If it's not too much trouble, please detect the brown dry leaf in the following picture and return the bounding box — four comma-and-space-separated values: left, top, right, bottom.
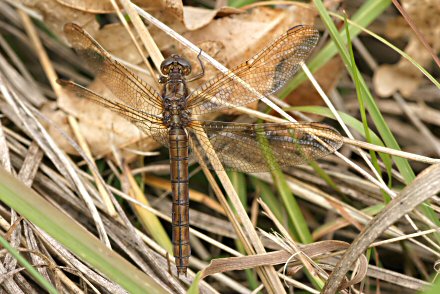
94, 23, 146, 64
373, 0, 440, 97
55, 0, 152, 14
145, 1, 242, 31
284, 56, 344, 115
19, 0, 98, 37
374, 63, 422, 97
55, 0, 115, 13
43, 80, 159, 156
182, 6, 243, 31
55, 0, 240, 31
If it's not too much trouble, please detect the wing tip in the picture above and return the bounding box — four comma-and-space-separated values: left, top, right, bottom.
63, 22, 82, 34
287, 25, 319, 39
56, 78, 70, 87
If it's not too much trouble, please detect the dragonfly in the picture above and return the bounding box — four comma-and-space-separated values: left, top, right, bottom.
58, 23, 343, 276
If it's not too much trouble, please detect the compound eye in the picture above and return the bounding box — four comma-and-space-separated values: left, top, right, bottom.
160, 58, 173, 75
176, 57, 191, 75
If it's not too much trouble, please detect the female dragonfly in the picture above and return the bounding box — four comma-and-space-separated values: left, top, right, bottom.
58, 23, 343, 276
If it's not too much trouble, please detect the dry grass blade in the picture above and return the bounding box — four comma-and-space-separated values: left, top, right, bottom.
121, 163, 173, 254
0, 119, 12, 172
119, 0, 163, 71
323, 163, 440, 293
342, 137, 440, 164
201, 239, 368, 284
67, 115, 117, 216
0, 76, 111, 247
109, 0, 158, 85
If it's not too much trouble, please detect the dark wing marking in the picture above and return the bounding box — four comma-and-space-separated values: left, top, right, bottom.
58, 80, 168, 146
186, 25, 319, 114
63, 23, 163, 116
187, 121, 342, 173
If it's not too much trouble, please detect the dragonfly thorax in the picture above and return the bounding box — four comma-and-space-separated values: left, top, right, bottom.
162, 83, 191, 128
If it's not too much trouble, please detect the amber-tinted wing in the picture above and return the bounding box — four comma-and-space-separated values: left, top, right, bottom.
188, 121, 342, 173
63, 23, 163, 116
186, 25, 319, 114
58, 80, 169, 146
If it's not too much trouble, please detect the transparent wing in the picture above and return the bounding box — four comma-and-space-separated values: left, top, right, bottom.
187, 25, 319, 114
63, 23, 163, 116
188, 121, 342, 173
58, 80, 169, 146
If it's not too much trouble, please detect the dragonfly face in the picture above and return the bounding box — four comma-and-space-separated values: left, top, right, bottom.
58, 23, 344, 276
160, 54, 192, 76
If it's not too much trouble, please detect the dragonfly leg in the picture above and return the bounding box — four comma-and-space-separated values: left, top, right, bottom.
187, 49, 205, 82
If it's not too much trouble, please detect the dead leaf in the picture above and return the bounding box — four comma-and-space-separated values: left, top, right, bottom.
374, 64, 421, 97
55, 0, 152, 14
54, 0, 240, 31
94, 23, 145, 65
19, 0, 98, 37
373, 0, 440, 97
43, 79, 159, 156
182, 6, 243, 31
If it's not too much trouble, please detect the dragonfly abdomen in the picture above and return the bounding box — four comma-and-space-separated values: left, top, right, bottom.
169, 127, 190, 276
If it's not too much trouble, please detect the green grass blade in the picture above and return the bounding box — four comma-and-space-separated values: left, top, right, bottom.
0, 234, 58, 293
312, 0, 416, 183
228, 171, 248, 209
187, 272, 202, 294
331, 15, 440, 89
251, 177, 299, 238
309, 161, 341, 193
344, 15, 391, 196
256, 127, 312, 243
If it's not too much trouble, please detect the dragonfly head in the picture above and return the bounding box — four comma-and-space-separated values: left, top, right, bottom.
161, 55, 192, 76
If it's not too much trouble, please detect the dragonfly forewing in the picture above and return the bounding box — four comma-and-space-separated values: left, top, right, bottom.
63, 23, 164, 116
186, 25, 319, 115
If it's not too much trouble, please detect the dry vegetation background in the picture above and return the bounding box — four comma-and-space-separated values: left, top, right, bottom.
0, 0, 439, 293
